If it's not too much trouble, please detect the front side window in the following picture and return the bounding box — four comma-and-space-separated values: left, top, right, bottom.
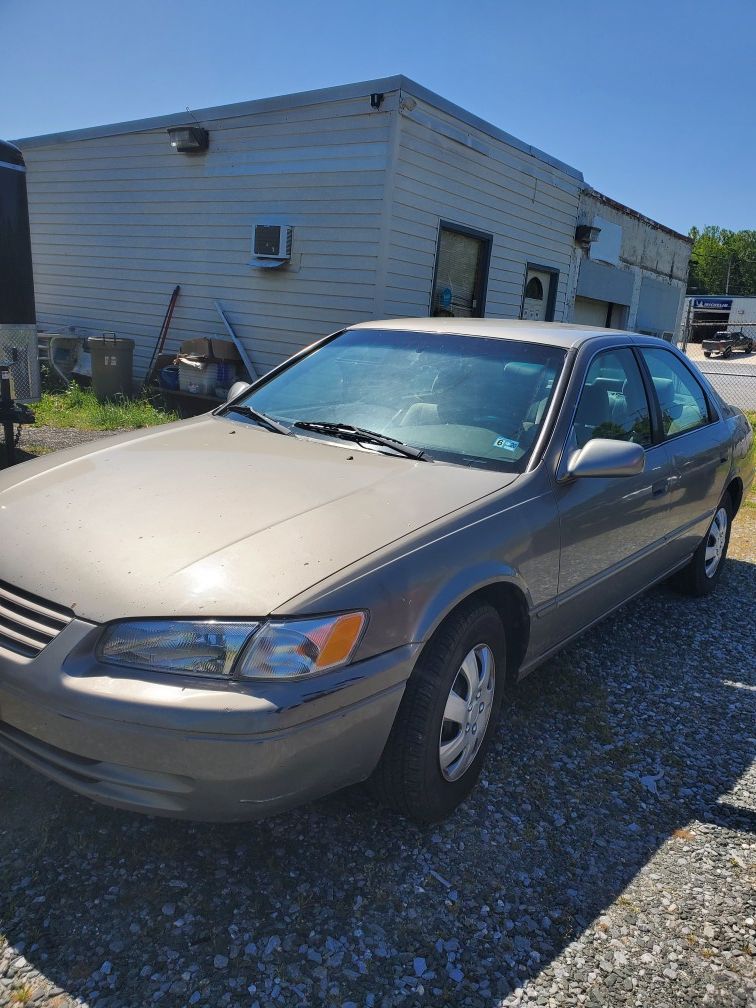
640, 348, 710, 438
572, 348, 652, 448
239, 329, 566, 471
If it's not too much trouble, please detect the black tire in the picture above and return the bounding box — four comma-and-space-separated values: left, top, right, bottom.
672, 492, 733, 597
723, 346, 733, 358
744, 342, 754, 354
703, 351, 712, 358
370, 602, 507, 824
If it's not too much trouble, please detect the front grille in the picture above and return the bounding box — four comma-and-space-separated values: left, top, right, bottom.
0, 580, 74, 658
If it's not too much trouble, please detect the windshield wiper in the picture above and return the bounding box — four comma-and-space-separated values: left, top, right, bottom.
220, 403, 292, 436
294, 421, 427, 460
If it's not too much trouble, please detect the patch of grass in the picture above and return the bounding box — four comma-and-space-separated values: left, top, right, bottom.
19, 444, 54, 455
10, 985, 33, 1004
33, 384, 177, 431
672, 827, 696, 841
741, 412, 756, 508
616, 894, 640, 912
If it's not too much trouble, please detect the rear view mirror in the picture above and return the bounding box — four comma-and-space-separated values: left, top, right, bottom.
226, 381, 253, 403
566, 438, 645, 479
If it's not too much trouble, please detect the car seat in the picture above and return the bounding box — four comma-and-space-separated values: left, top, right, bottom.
651, 376, 701, 435
573, 382, 618, 446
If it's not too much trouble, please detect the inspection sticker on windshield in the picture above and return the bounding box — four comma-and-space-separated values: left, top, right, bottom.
493, 436, 519, 451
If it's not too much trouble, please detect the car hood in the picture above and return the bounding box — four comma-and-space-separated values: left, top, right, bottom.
1, 416, 516, 622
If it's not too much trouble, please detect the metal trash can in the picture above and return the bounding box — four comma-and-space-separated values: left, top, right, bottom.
89, 334, 134, 401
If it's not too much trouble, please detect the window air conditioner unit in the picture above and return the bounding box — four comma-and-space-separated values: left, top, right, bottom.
253, 224, 292, 261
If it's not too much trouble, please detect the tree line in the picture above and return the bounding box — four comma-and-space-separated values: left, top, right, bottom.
687, 227, 756, 296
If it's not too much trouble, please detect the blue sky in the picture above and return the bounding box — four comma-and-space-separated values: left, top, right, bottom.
2, 0, 754, 235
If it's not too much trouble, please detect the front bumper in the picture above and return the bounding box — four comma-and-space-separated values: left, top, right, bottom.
0, 619, 417, 821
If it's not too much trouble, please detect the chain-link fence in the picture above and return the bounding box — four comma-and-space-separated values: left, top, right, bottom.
698, 363, 756, 411
680, 318, 756, 411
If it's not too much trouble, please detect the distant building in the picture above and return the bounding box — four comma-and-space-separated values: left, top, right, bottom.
682, 295, 756, 342
573, 190, 691, 340
16, 76, 692, 381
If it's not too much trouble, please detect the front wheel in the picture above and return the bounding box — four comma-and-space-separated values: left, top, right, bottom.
703, 351, 712, 358
743, 341, 754, 354
370, 602, 506, 824
672, 495, 733, 597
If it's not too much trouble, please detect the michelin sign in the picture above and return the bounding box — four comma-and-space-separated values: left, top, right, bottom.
692, 297, 732, 311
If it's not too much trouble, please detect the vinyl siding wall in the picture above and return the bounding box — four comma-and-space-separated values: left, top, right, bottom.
21, 91, 397, 379
381, 94, 583, 320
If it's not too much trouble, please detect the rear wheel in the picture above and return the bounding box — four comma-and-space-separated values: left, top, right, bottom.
371, 602, 506, 824
673, 494, 733, 597
744, 341, 754, 354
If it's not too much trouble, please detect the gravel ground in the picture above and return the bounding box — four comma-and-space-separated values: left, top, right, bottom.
0, 426, 129, 468
0, 434, 754, 1008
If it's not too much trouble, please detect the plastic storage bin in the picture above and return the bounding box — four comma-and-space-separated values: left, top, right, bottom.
179, 361, 221, 396
159, 365, 179, 390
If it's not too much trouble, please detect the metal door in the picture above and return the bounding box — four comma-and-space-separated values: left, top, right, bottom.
521, 267, 554, 321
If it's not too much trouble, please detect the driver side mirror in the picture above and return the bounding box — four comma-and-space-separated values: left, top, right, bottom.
566, 438, 645, 479
226, 381, 252, 403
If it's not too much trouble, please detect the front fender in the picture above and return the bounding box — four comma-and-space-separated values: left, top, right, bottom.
407, 561, 532, 647
276, 473, 559, 664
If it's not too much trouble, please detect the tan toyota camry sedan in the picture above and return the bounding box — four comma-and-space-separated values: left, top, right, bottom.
0, 320, 753, 823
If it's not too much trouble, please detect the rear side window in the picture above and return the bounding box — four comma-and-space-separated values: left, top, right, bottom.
572, 348, 652, 448
640, 348, 710, 438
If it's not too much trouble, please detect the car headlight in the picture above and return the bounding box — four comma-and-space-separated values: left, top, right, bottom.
97, 612, 366, 681
97, 620, 261, 679
235, 611, 366, 679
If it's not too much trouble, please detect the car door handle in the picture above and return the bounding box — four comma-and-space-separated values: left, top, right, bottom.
651, 479, 669, 498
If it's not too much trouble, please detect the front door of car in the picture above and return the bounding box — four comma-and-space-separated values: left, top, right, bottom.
549, 347, 679, 646
637, 346, 731, 564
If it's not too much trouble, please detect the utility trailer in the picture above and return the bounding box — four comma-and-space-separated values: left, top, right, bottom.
0, 139, 38, 464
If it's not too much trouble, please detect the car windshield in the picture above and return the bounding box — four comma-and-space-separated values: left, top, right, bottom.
237, 328, 567, 471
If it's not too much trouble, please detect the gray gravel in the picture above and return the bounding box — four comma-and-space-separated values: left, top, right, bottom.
0, 439, 754, 1007
1, 426, 130, 469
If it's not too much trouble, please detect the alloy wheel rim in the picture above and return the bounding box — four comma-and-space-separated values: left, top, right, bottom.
439, 643, 495, 782
704, 507, 728, 578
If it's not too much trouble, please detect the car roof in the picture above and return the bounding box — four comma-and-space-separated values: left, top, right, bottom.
347, 317, 642, 350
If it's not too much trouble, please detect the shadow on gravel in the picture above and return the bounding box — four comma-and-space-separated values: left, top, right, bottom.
0, 445, 37, 469
1, 558, 754, 1006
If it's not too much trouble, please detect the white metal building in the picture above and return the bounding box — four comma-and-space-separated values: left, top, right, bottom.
16, 76, 691, 382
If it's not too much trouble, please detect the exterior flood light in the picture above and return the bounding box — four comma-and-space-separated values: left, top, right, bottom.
167, 126, 209, 153
575, 224, 601, 247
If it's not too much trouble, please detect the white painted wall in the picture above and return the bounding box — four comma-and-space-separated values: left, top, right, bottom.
18, 77, 686, 388
20, 89, 397, 380
382, 93, 583, 321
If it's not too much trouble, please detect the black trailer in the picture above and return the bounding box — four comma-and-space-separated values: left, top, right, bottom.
1, 139, 37, 464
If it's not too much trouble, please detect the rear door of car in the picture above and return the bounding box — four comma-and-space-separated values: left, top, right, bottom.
635, 345, 731, 564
